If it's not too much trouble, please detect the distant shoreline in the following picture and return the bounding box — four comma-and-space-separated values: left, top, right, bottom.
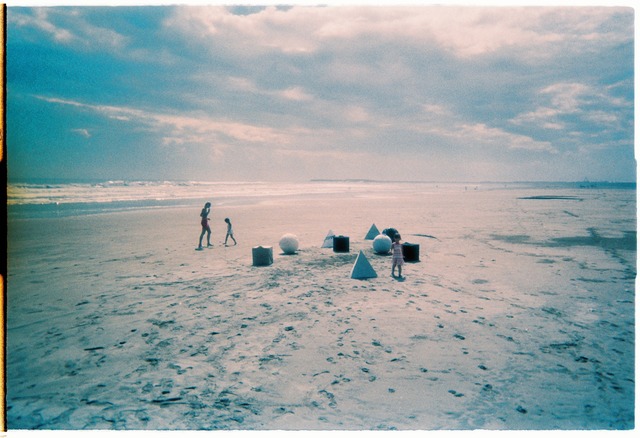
8, 177, 637, 186
7, 180, 635, 220
310, 178, 636, 186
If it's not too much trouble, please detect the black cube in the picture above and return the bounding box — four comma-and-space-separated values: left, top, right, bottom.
402, 243, 420, 262
333, 235, 350, 253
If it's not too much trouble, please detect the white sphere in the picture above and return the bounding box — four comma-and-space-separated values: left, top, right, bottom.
279, 233, 299, 254
372, 234, 392, 254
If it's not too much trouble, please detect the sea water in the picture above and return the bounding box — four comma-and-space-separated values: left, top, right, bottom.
7, 179, 636, 220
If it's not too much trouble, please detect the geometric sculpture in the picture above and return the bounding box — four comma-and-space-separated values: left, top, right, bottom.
402, 242, 420, 262
322, 230, 335, 248
252, 246, 273, 266
279, 233, 299, 254
333, 235, 350, 253
364, 223, 380, 240
383, 227, 399, 240
350, 250, 377, 279
372, 234, 392, 254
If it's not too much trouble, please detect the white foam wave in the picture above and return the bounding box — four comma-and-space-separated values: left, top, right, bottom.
9, 180, 624, 207
7, 180, 414, 206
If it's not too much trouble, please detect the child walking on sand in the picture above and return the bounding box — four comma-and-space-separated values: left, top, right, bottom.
197, 202, 212, 250
224, 218, 237, 246
391, 233, 405, 278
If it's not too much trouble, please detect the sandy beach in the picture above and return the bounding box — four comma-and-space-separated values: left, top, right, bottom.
6, 183, 635, 430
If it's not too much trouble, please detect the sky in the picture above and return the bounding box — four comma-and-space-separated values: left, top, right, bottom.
5, 2, 636, 183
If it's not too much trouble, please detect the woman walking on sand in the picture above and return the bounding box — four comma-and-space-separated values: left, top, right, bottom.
391, 233, 405, 279
224, 217, 237, 246
197, 202, 212, 250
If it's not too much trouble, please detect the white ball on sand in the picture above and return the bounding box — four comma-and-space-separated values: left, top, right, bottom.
279, 233, 299, 254
372, 234, 392, 254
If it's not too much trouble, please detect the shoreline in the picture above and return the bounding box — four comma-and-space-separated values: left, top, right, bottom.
7, 182, 636, 222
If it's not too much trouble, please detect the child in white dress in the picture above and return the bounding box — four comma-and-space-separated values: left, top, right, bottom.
224, 218, 237, 246
391, 233, 405, 278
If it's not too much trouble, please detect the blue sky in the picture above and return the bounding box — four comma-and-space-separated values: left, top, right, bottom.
6, 2, 635, 182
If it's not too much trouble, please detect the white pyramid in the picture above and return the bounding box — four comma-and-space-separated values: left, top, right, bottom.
364, 223, 380, 240
322, 230, 335, 248
350, 250, 378, 279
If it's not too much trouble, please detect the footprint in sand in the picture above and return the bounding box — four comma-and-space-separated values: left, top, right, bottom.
481, 384, 494, 393
360, 367, 377, 382
318, 389, 337, 407
331, 374, 352, 385
141, 331, 159, 345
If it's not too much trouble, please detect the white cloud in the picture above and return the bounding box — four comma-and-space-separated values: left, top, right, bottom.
71, 128, 91, 138
10, 9, 74, 42
540, 83, 591, 113
163, 6, 319, 55
410, 112, 557, 153
343, 105, 370, 123
279, 86, 313, 102
11, 8, 128, 50
510, 107, 564, 129
37, 95, 293, 146
459, 123, 557, 153
583, 111, 618, 125
421, 104, 453, 117
162, 5, 631, 60
10, 5, 633, 182
37, 96, 144, 121
227, 76, 259, 93
510, 81, 631, 133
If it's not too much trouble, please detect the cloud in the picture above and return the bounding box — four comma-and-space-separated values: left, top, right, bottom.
540, 83, 591, 113
463, 123, 556, 153
162, 5, 632, 61
10, 8, 129, 51
8, 5, 634, 182
415, 118, 557, 154
36, 95, 293, 146
71, 128, 91, 138
509, 81, 632, 134
163, 6, 320, 55
509, 108, 565, 130
10, 8, 74, 43
36, 96, 144, 121
224, 76, 313, 102
279, 86, 313, 102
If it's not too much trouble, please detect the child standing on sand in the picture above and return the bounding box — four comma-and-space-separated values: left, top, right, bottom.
224, 218, 237, 246
197, 202, 212, 250
391, 233, 405, 278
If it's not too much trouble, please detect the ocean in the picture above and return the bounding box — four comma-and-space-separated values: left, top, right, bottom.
6, 179, 635, 220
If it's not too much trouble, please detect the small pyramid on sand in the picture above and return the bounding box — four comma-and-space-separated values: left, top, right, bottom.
322, 230, 335, 248
364, 223, 380, 240
350, 250, 378, 279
